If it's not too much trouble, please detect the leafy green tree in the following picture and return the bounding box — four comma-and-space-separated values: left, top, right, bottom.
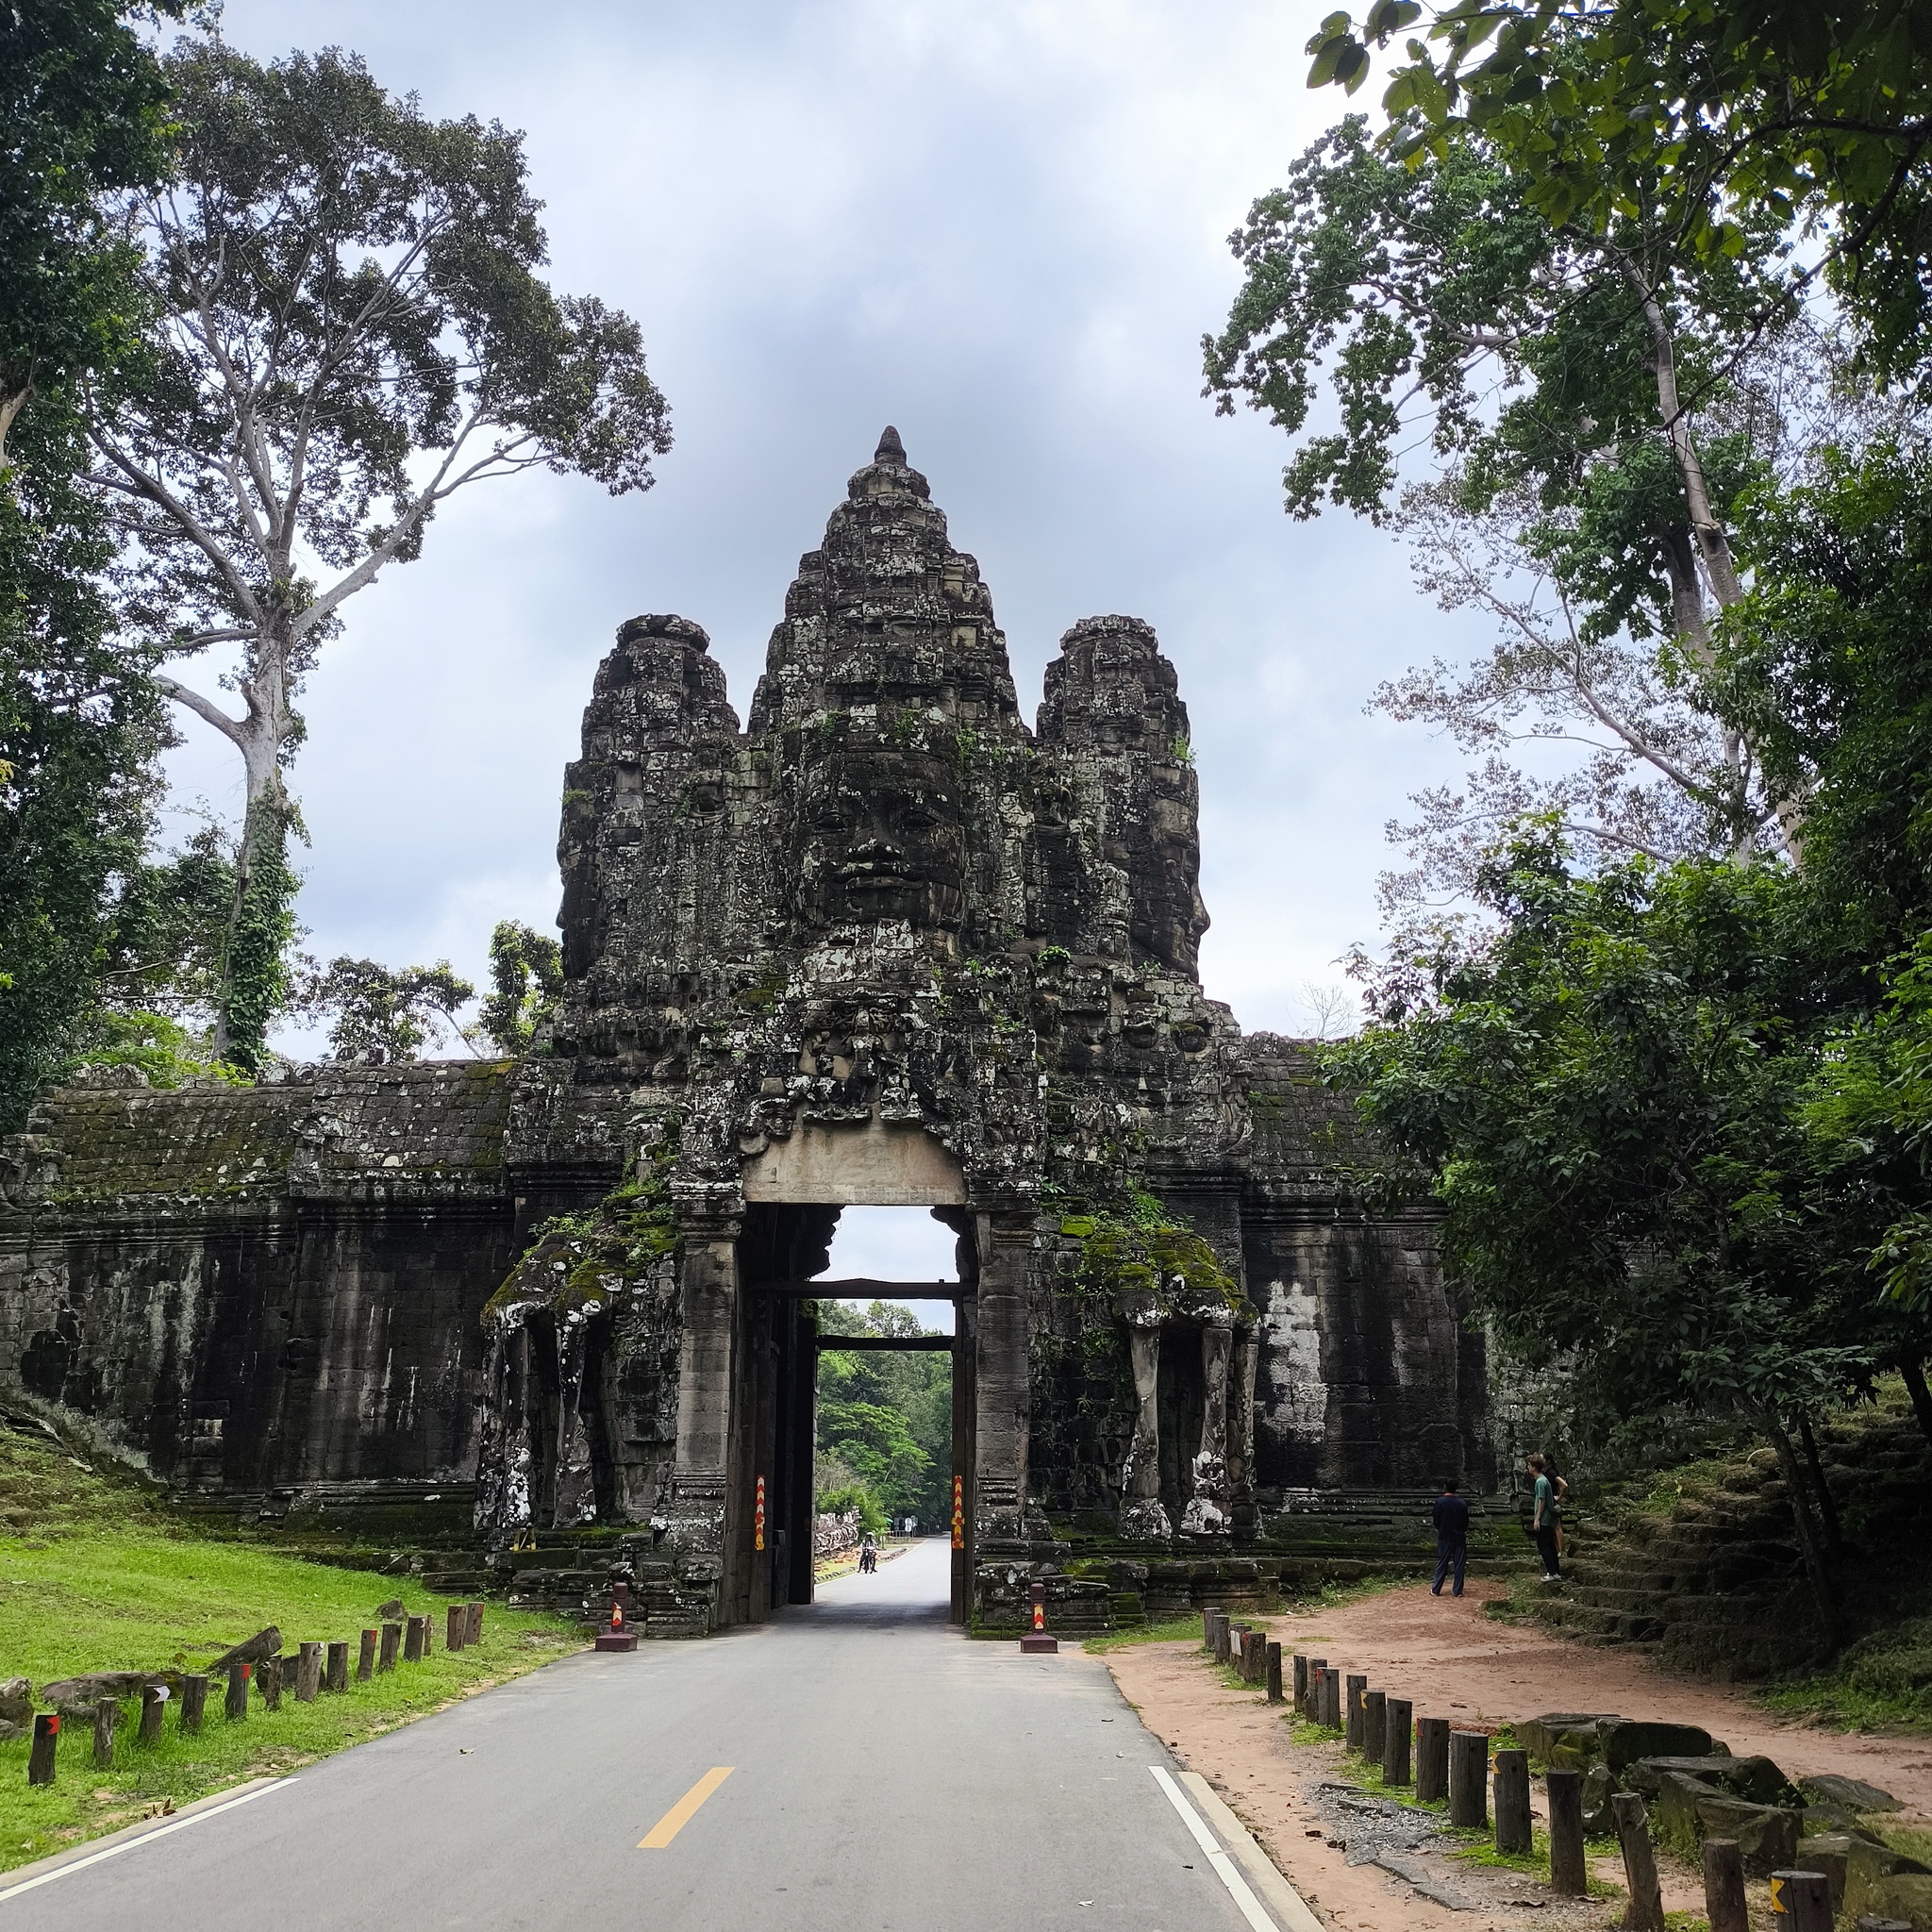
87, 42, 674, 1070
1302, 2, 1932, 379
1327, 831, 1872, 1638
296, 956, 475, 1064
1203, 117, 1806, 906
478, 919, 563, 1055
817, 1301, 952, 1527
0, 0, 187, 469
0, 383, 173, 1128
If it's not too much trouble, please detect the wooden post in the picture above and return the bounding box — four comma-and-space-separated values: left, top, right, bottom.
1547, 1767, 1587, 1894
1203, 1605, 1223, 1651
1448, 1729, 1488, 1828
1769, 1871, 1831, 1932
27, 1712, 58, 1786
1246, 1631, 1265, 1685
296, 1641, 322, 1702
1416, 1716, 1451, 1802
466, 1602, 484, 1645
139, 1685, 168, 1743
358, 1629, 376, 1682
92, 1698, 117, 1770
179, 1674, 208, 1734
404, 1616, 425, 1663
1702, 1839, 1747, 1932
1291, 1653, 1308, 1709
446, 1604, 466, 1653
379, 1621, 402, 1671
1319, 1667, 1341, 1730
1494, 1747, 1531, 1855
1611, 1792, 1665, 1932
325, 1641, 348, 1692
258, 1656, 282, 1711
1383, 1697, 1413, 1786
225, 1661, 250, 1721
1265, 1641, 1284, 1704
1363, 1689, 1387, 1762
1305, 1656, 1327, 1720
1344, 1673, 1367, 1748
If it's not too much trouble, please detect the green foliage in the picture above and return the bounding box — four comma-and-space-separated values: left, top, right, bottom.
479, 920, 562, 1055
815, 1301, 952, 1526
1764, 1617, 1932, 1732
1202, 116, 1783, 536
1302, 3, 1932, 381
0, 379, 170, 1129
59, 1009, 241, 1090
296, 954, 474, 1065
1051, 1187, 1241, 1314
220, 799, 301, 1074
814, 1483, 888, 1537
0, 0, 187, 438
1325, 830, 1862, 1429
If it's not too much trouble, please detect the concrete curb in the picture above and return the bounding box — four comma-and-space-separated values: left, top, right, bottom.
1178, 1770, 1326, 1932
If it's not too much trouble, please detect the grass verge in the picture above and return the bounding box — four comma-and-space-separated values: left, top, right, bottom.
0, 1427, 580, 1872
1084, 1616, 1203, 1654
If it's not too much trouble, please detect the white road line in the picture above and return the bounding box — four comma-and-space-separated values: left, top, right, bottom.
0, 1778, 298, 1906
1149, 1764, 1280, 1932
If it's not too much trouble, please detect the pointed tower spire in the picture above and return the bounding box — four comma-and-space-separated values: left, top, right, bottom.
874, 425, 907, 465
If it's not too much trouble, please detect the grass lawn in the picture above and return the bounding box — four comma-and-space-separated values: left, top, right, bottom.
0, 1423, 580, 1872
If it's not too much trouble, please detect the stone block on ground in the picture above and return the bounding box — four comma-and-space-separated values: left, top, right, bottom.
1853, 1874, 1932, 1932
1692, 1795, 1799, 1874
1802, 1774, 1903, 1814
1626, 1754, 1798, 1807
0, 1677, 31, 1725
1842, 1839, 1932, 1923
1598, 1718, 1719, 1771
1517, 1712, 1620, 1762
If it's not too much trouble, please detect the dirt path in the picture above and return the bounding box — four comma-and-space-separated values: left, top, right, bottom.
1103, 1581, 1932, 1931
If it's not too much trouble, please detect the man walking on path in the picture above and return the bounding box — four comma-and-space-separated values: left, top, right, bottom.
1431, 1476, 1470, 1596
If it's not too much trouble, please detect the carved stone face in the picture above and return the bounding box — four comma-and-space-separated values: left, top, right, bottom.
794, 745, 967, 930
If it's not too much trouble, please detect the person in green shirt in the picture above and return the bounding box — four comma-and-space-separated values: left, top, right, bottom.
1528, 1453, 1562, 1581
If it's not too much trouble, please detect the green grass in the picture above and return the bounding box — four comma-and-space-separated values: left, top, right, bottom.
0, 1424, 580, 1872
1761, 1615, 1932, 1733
1083, 1615, 1204, 1654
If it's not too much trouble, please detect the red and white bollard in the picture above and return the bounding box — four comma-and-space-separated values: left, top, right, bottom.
1019, 1579, 1058, 1655
595, 1579, 639, 1653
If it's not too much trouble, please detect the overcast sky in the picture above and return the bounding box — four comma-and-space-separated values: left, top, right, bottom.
167, 1, 1492, 1279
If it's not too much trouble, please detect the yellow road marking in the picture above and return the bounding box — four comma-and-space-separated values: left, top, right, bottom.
638, 1767, 733, 1848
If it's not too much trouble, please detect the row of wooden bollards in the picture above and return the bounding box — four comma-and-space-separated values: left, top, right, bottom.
25, 1603, 485, 1788
1201, 1609, 1842, 1932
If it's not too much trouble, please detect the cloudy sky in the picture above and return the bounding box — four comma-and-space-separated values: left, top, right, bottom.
165, 1, 1491, 1283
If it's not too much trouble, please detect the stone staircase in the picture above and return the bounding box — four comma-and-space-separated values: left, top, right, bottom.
1528, 1397, 1932, 1679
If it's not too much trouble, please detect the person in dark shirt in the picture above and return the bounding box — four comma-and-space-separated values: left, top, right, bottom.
1431, 1477, 1471, 1597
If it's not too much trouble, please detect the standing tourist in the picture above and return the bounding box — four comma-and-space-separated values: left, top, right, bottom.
1431, 1476, 1470, 1596
1529, 1455, 1562, 1581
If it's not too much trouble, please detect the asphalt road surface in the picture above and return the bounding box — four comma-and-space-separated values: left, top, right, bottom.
15, 1538, 1264, 1931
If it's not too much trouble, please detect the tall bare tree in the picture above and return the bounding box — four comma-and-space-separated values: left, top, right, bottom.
88, 41, 671, 1067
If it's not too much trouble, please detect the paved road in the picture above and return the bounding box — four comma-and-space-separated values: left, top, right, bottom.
17, 1539, 1260, 1931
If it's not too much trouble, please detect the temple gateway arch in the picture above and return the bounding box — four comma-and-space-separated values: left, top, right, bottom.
0, 431, 1491, 1634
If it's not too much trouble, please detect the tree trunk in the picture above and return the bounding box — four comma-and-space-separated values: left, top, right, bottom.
1753, 1404, 1840, 1653
1898, 1357, 1932, 1453
1797, 1412, 1844, 1556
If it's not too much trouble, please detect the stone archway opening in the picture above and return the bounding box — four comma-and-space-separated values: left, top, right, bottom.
723, 1118, 982, 1631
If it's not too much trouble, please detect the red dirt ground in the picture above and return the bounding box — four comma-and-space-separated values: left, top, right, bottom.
1104, 1580, 1932, 1930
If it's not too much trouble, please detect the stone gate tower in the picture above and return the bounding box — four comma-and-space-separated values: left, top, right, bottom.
0, 431, 1491, 1635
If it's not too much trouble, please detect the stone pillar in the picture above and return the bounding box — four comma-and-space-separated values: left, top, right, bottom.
1229, 1325, 1259, 1541
973, 1210, 1034, 1562
1182, 1324, 1234, 1534
667, 1205, 741, 1630
1120, 1324, 1172, 1541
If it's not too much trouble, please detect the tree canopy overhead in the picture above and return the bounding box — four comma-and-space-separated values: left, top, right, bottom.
1304, 1, 1932, 382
